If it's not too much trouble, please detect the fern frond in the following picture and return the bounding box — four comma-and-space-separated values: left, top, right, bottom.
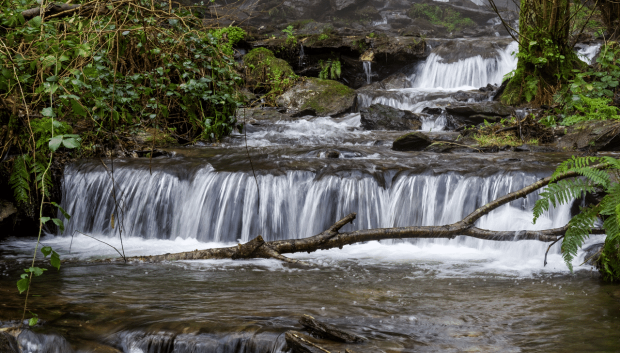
562, 204, 601, 271
9, 155, 32, 205
550, 156, 601, 182
533, 178, 596, 223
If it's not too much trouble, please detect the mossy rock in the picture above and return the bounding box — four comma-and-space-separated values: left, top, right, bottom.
243, 48, 295, 92
276, 77, 356, 117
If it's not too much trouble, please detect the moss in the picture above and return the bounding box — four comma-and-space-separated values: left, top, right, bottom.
289, 19, 315, 29
244, 48, 295, 92
408, 4, 476, 32
300, 78, 355, 115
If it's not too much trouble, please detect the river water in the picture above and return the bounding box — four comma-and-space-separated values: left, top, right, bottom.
1, 39, 619, 352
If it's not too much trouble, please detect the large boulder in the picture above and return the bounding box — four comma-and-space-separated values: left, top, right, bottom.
276, 77, 356, 117
556, 120, 620, 151
360, 104, 422, 130
445, 102, 513, 117
392, 132, 433, 151
243, 48, 296, 92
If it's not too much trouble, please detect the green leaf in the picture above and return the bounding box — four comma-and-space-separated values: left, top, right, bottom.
51, 218, 64, 233
62, 137, 80, 149
28, 267, 46, 276
51, 202, 71, 220
29, 317, 39, 326
40, 216, 51, 224
41, 246, 52, 257
29, 16, 42, 28
41, 107, 55, 117
50, 251, 61, 270
17, 277, 29, 294
49, 136, 62, 151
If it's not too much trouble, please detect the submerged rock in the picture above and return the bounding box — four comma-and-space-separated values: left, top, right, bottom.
392, 132, 433, 151
276, 77, 356, 117
360, 104, 422, 131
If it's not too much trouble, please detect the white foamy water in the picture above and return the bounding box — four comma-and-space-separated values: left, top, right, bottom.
411, 41, 518, 89
576, 43, 601, 65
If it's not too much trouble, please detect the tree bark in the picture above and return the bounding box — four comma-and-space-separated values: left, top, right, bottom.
89, 165, 607, 265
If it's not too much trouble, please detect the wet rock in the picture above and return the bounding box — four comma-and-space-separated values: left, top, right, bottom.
329, 0, 359, 11
422, 107, 443, 115
17, 329, 74, 353
0, 200, 17, 222
447, 102, 513, 117
392, 132, 433, 151
276, 77, 356, 117
325, 150, 340, 158
556, 120, 620, 151
360, 104, 422, 131
582, 243, 604, 266
0, 332, 19, 353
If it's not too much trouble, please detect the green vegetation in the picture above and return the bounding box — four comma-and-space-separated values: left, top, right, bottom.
533, 156, 620, 280
472, 133, 521, 147
408, 4, 476, 32
282, 25, 297, 45
318, 59, 342, 80
243, 48, 297, 103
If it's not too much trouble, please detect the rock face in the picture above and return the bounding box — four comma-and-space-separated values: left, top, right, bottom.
360, 104, 422, 130
276, 77, 356, 116
243, 48, 295, 92
446, 102, 513, 129
556, 120, 620, 151
0, 200, 16, 222
446, 102, 513, 117
392, 132, 433, 151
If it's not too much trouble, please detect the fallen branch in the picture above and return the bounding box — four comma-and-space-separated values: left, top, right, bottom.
299, 315, 365, 343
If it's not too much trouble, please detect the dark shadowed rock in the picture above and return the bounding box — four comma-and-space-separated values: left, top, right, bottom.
330, 0, 359, 11
0, 332, 18, 353
392, 132, 433, 151
582, 243, 604, 266
446, 102, 513, 117
360, 104, 422, 130
422, 107, 443, 115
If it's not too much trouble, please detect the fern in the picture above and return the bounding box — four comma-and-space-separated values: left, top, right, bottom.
536, 155, 620, 273
562, 204, 601, 271
9, 155, 32, 205
533, 178, 596, 222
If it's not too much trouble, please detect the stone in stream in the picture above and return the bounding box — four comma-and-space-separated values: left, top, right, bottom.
446, 102, 513, 117
360, 104, 422, 131
276, 78, 356, 117
392, 132, 433, 151
299, 315, 365, 343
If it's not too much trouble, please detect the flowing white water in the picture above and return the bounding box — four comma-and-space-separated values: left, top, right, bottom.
411, 41, 518, 89
576, 43, 601, 65
363, 61, 372, 84
48, 161, 592, 276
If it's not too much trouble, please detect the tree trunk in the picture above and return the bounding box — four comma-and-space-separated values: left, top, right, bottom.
499, 0, 584, 105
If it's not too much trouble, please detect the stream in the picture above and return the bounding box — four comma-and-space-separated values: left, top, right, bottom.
1, 38, 619, 352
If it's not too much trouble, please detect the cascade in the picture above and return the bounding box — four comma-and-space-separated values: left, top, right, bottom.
363, 61, 372, 84
576, 43, 601, 65
60, 162, 571, 261
411, 41, 518, 89
299, 44, 305, 67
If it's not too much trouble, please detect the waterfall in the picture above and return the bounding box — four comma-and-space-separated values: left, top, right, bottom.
299, 44, 305, 67
411, 41, 518, 89
576, 43, 601, 65
60, 163, 570, 257
363, 61, 372, 84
